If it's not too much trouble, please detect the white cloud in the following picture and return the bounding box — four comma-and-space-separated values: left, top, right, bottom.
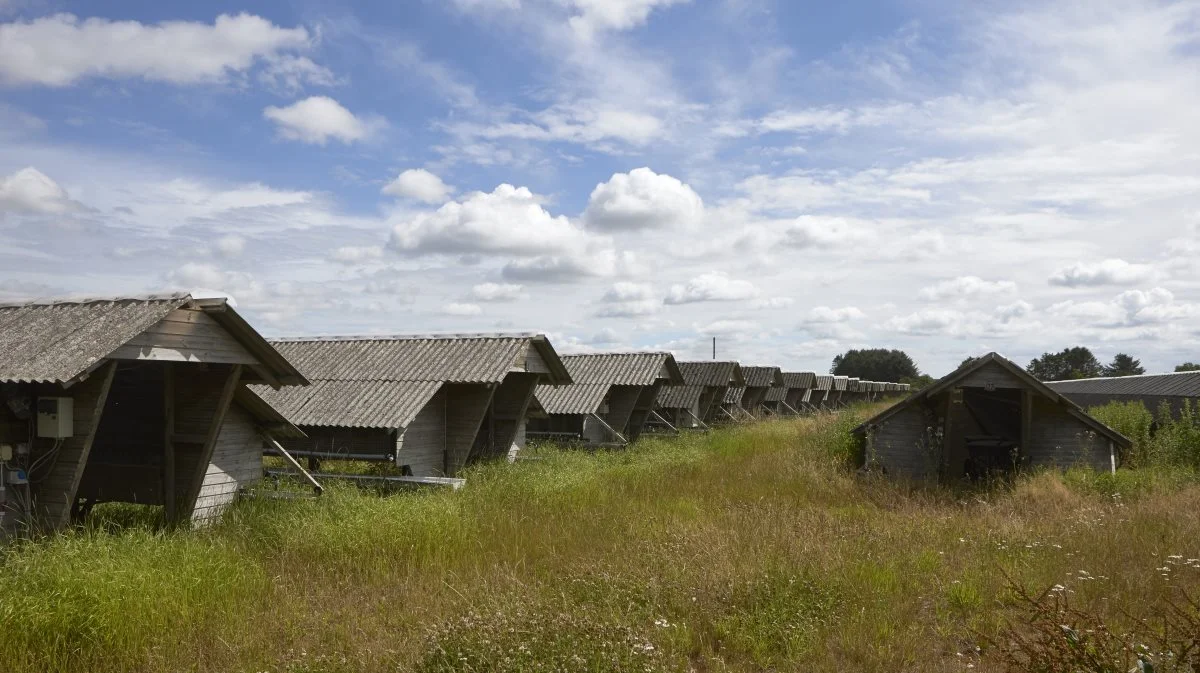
0, 13, 315, 87
918, 276, 1018, 301
750, 297, 795, 310
0, 167, 83, 214
383, 168, 455, 204
214, 235, 245, 258
697, 318, 758, 335
1049, 259, 1155, 287
471, 282, 526, 301
263, 96, 380, 145
442, 302, 482, 316
596, 281, 659, 317
389, 184, 595, 257
884, 308, 972, 336
330, 246, 384, 264
566, 0, 691, 38
806, 306, 865, 323
1049, 287, 1198, 327
500, 248, 637, 283
167, 262, 263, 305
665, 272, 758, 304
583, 167, 702, 231
781, 216, 870, 249
447, 102, 666, 148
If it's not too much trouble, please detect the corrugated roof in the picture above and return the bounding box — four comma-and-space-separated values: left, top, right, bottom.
253, 379, 442, 429
270, 335, 569, 384
782, 372, 817, 388
1047, 372, 1200, 397
741, 365, 783, 388
723, 386, 746, 404
764, 386, 787, 402
559, 352, 682, 385
814, 375, 834, 390
535, 383, 612, 415
657, 384, 705, 409
834, 377, 850, 391
678, 361, 744, 387
0, 295, 190, 383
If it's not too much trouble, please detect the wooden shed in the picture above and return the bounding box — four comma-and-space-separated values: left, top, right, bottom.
1046, 372, 1200, 419
854, 353, 1130, 482
526, 352, 684, 446
808, 375, 833, 409
657, 361, 745, 428
764, 372, 818, 415
0, 294, 308, 531
257, 334, 571, 480
735, 366, 785, 419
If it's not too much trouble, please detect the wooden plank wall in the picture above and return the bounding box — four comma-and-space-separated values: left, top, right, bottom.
869, 402, 934, 480
108, 309, 259, 366
171, 364, 239, 521
624, 382, 662, 442
31, 362, 117, 528
444, 383, 495, 476
395, 388, 447, 477
477, 372, 538, 464
192, 403, 264, 524
603, 385, 641, 441
1026, 397, 1110, 471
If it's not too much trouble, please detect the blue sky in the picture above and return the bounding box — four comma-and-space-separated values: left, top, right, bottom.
2, 0, 1199, 376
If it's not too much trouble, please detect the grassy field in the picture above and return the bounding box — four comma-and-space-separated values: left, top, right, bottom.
2, 404, 1200, 672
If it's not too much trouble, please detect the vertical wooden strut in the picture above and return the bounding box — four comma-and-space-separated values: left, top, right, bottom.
163, 363, 176, 522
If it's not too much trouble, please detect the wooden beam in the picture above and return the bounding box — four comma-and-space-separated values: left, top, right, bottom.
264, 432, 323, 495
163, 363, 176, 522
1020, 388, 1032, 470
51, 361, 117, 529
176, 364, 241, 524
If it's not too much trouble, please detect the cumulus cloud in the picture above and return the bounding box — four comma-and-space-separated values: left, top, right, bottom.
918, 276, 1018, 301
697, 318, 758, 335
1049, 259, 1155, 287
167, 262, 263, 304
596, 281, 660, 317
471, 282, 526, 301
564, 0, 690, 38
441, 302, 482, 316
781, 216, 869, 248
263, 96, 380, 144
0, 13, 315, 87
500, 248, 637, 283
383, 168, 454, 204
1049, 288, 1198, 327
806, 306, 866, 323
389, 184, 595, 258
214, 235, 245, 258
665, 272, 758, 304
750, 297, 795, 310
583, 167, 702, 231
884, 308, 970, 336
330, 246, 384, 264
0, 167, 84, 214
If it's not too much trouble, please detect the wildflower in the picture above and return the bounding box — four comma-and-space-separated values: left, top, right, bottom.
1051, 584, 1067, 593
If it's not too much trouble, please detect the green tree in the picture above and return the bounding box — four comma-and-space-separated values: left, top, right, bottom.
1176, 362, 1200, 372
1103, 353, 1145, 377
958, 357, 979, 370
1027, 347, 1102, 381
831, 349, 920, 382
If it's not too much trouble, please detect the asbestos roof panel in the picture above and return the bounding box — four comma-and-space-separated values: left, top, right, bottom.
535, 382, 612, 415
657, 384, 705, 409
252, 379, 442, 429
723, 386, 747, 404
677, 361, 744, 387
560, 352, 681, 385
1046, 372, 1200, 397
271, 336, 534, 384
764, 386, 787, 402
782, 372, 817, 388
814, 375, 834, 390
741, 365, 783, 388
0, 295, 190, 383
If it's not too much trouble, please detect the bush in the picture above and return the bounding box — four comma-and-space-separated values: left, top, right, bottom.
1089, 400, 1200, 470
1089, 401, 1153, 466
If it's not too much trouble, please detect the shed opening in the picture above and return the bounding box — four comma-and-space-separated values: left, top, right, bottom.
936, 385, 1026, 482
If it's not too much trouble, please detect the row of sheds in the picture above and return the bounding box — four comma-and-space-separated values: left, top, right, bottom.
0, 293, 910, 534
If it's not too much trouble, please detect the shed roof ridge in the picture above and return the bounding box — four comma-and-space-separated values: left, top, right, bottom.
269, 332, 540, 343
1048, 370, 1200, 383
0, 293, 192, 309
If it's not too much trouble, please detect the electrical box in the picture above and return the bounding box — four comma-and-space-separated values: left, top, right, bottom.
6, 469, 28, 485
36, 397, 74, 439
0, 444, 11, 461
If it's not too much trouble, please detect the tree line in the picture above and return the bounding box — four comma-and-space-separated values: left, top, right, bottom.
828, 347, 1199, 389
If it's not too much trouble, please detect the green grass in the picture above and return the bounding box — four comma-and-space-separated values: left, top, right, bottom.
3, 406, 1200, 672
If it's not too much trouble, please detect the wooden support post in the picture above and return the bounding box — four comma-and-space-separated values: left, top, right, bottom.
163, 363, 176, 522
177, 364, 241, 523
649, 410, 678, 434
1020, 388, 1032, 470
265, 432, 323, 495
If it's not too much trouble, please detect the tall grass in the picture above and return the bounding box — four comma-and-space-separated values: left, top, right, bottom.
2, 408, 1199, 672
1090, 399, 1200, 468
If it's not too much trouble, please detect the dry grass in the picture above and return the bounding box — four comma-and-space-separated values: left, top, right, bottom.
2, 404, 1199, 672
